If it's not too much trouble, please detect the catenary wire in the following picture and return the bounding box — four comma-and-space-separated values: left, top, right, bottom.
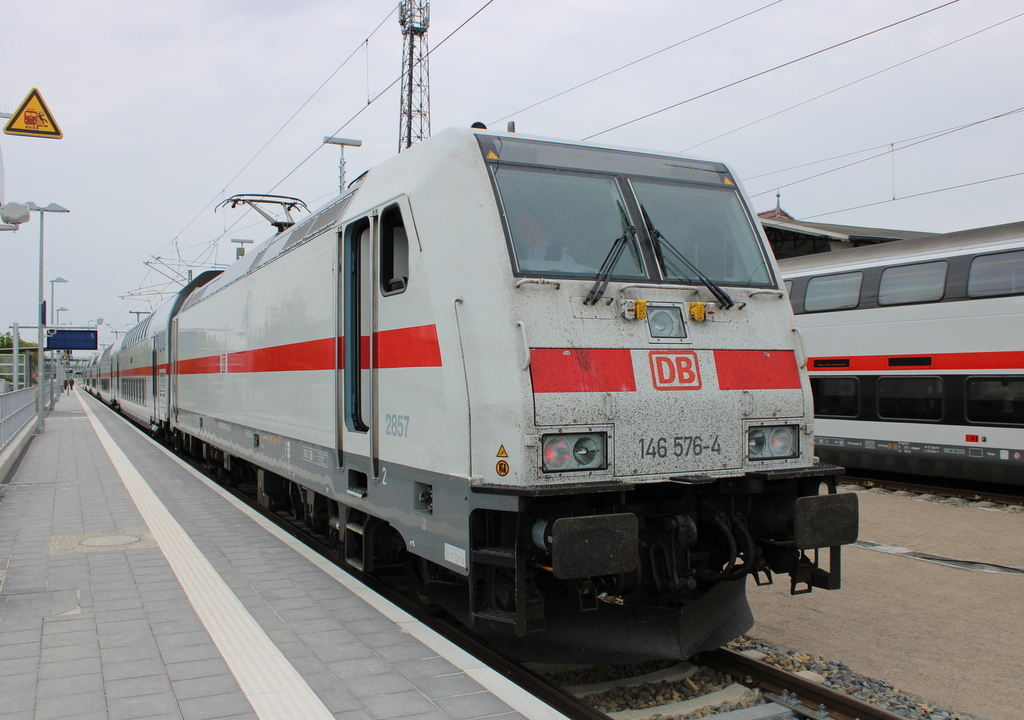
802, 170, 1024, 220
161, 4, 400, 261
683, 9, 1024, 153
746, 105, 1024, 199
129, 0, 499, 315
581, 0, 960, 141
487, 0, 787, 127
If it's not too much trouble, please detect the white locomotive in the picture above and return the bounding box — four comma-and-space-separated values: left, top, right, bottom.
780, 220, 1024, 487
85, 128, 857, 661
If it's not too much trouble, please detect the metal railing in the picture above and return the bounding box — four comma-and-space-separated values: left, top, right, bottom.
1, 387, 37, 454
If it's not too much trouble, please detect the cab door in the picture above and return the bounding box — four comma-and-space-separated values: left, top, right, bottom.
340, 214, 376, 495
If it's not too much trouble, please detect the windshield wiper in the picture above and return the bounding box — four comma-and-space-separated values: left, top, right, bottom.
585, 202, 635, 305
640, 203, 734, 309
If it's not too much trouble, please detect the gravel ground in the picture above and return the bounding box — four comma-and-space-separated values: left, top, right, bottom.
727, 636, 978, 720
749, 487, 1024, 720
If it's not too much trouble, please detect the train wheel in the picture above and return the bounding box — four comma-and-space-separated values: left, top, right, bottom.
404, 556, 443, 614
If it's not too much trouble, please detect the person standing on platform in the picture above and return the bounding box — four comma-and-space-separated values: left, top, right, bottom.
63, 378, 69, 394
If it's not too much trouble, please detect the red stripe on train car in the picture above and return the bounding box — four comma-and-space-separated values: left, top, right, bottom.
227, 338, 335, 373
530, 348, 637, 393
174, 325, 443, 374
714, 350, 802, 390
375, 325, 443, 368
809, 350, 1024, 372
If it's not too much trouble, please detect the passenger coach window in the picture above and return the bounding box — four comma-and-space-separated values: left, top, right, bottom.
878, 261, 947, 305
967, 250, 1024, 297
492, 165, 646, 279
965, 377, 1024, 426
877, 376, 943, 421
811, 377, 859, 417
803, 272, 862, 312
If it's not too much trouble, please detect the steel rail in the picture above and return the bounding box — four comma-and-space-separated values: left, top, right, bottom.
842, 473, 1024, 507
702, 648, 907, 720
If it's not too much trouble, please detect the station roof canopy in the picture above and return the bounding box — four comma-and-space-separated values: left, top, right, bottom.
756, 207, 937, 259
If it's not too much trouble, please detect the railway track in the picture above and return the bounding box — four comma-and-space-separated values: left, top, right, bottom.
539, 648, 917, 720
99, 399, 948, 720
842, 472, 1024, 507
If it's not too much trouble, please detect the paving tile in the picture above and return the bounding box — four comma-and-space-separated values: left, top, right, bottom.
41, 628, 97, 648
102, 657, 168, 681
177, 691, 254, 720
108, 692, 181, 720
1, 640, 40, 660
389, 656, 462, 681
35, 689, 106, 719
359, 689, 440, 720
105, 673, 173, 700
158, 641, 222, 665
0, 690, 34, 714
343, 671, 417, 698
361, 630, 417, 649
170, 673, 242, 701
0, 628, 43, 645
36, 656, 102, 680
374, 641, 439, 663
410, 671, 490, 700
164, 657, 231, 682
98, 637, 162, 663
36, 672, 103, 697
0, 672, 37, 695
432, 690, 515, 720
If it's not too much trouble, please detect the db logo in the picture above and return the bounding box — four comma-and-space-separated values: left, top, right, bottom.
649, 351, 702, 391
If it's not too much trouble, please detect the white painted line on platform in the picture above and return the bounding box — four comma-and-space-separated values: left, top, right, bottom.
80, 397, 335, 720
86, 396, 570, 720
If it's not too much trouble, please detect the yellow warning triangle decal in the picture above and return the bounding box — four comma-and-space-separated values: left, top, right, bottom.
4, 88, 63, 139
496, 445, 508, 458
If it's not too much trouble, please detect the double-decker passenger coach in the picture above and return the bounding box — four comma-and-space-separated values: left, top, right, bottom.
781, 221, 1024, 486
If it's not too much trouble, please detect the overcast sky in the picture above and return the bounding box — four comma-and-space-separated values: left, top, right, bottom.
3, 0, 1022, 348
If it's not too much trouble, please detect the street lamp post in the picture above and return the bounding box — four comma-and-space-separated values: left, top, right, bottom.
49, 277, 68, 324
26, 202, 70, 433
54, 307, 69, 325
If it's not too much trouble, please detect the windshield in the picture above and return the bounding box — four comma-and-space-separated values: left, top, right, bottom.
491, 165, 646, 279
630, 179, 772, 286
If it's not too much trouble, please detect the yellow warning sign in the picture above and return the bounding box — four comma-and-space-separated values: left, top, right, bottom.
496, 445, 508, 458
4, 88, 63, 139
495, 460, 510, 477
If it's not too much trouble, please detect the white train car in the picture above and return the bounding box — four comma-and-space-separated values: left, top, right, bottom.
780, 221, 1024, 485
112, 128, 856, 661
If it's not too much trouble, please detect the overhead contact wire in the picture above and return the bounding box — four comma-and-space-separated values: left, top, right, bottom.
488, 0, 787, 126
684, 9, 1024, 153
581, 0, 961, 141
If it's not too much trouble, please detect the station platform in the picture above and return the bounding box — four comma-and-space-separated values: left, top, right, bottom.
0, 390, 567, 720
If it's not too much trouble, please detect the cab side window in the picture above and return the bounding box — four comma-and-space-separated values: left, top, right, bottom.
381, 205, 409, 296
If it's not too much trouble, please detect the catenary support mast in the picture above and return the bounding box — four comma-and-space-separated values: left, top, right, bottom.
398, 0, 430, 152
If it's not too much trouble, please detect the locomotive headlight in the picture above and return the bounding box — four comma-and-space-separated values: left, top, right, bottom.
573, 436, 599, 466
769, 426, 795, 457
542, 432, 607, 472
647, 306, 687, 338
748, 428, 766, 457
543, 437, 572, 470
747, 424, 799, 460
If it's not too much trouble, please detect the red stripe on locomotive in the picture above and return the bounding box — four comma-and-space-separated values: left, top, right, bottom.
714, 350, 802, 390
530, 348, 637, 393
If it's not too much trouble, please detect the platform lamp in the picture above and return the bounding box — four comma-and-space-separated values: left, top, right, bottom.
49, 277, 68, 324
55, 307, 69, 325
26, 202, 70, 434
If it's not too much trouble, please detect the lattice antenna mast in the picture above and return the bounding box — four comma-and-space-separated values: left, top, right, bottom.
399, 0, 430, 152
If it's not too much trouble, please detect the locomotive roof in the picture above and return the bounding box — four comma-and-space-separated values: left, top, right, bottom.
778, 219, 1024, 276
